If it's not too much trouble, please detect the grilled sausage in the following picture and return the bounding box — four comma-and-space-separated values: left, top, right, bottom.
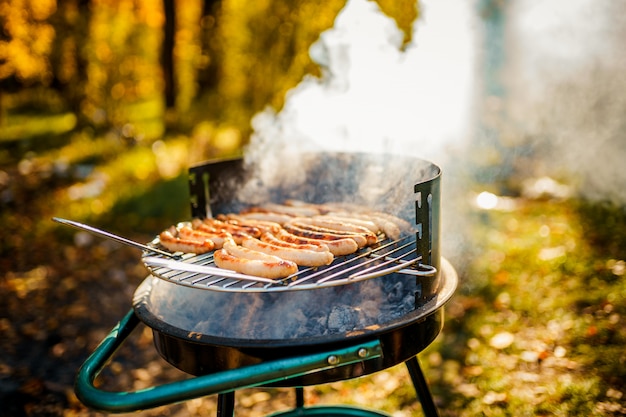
242, 235, 333, 267
291, 217, 378, 246
230, 211, 294, 225
312, 203, 411, 240
221, 239, 280, 261
179, 225, 232, 249
217, 214, 283, 234
201, 218, 262, 238
260, 231, 329, 252
158, 226, 215, 254
284, 222, 368, 248
367, 211, 412, 238
315, 214, 380, 234
275, 228, 359, 256
325, 212, 402, 240
213, 248, 298, 279
192, 219, 254, 244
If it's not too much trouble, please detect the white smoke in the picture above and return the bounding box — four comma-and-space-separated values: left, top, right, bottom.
247, 0, 477, 168
246, 0, 626, 206
241, 0, 478, 263
501, 0, 626, 203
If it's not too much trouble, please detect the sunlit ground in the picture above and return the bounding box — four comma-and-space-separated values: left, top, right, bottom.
1, 113, 625, 416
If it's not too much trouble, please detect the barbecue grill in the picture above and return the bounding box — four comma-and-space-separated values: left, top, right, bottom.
72, 152, 457, 417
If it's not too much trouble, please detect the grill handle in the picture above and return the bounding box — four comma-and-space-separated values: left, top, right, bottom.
75, 310, 384, 413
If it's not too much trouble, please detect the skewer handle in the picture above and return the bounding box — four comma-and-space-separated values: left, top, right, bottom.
52, 217, 176, 258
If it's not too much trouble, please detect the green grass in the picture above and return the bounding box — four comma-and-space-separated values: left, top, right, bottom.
1, 112, 625, 416
0, 112, 78, 143
423, 199, 625, 416
307, 199, 626, 416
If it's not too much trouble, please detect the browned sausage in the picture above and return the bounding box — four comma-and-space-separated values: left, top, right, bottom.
241, 236, 333, 267
291, 217, 378, 245
158, 226, 215, 254
192, 219, 254, 244
217, 214, 283, 234
213, 249, 298, 279
201, 218, 262, 238
260, 231, 329, 252
275, 228, 359, 256
284, 222, 368, 247
315, 214, 380, 234
179, 225, 232, 249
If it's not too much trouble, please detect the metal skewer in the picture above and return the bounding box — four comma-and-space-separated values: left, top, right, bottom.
52, 217, 178, 259
53, 217, 285, 285
142, 256, 280, 285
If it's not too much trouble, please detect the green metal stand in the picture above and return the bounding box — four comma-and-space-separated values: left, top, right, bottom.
267, 404, 392, 417
406, 356, 440, 416
75, 309, 383, 413
76, 309, 441, 416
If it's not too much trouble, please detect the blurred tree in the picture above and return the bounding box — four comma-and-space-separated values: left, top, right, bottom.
0, 0, 56, 85
375, 0, 419, 47
0, 0, 57, 123
48, 0, 91, 125
169, 0, 204, 128
192, 0, 348, 139
192, 0, 419, 140
196, 0, 220, 94
162, 0, 175, 110
81, 0, 163, 130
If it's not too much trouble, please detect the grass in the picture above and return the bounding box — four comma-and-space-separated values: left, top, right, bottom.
424, 199, 625, 416
1, 112, 625, 416
0, 112, 77, 144
305, 198, 626, 417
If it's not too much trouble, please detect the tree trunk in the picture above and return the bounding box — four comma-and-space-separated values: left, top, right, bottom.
49, 0, 92, 127
162, 0, 176, 109
196, 0, 221, 94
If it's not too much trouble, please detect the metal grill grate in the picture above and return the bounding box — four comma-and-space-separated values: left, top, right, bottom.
142, 234, 436, 293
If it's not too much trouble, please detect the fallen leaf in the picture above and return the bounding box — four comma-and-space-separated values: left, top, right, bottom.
489, 332, 515, 350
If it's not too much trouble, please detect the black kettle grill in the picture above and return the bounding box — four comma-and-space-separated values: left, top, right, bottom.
73, 153, 458, 417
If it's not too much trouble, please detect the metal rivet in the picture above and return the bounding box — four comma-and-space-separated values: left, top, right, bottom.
327, 355, 340, 365
357, 348, 368, 358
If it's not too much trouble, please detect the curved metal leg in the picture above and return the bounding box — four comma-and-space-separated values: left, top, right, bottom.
217, 392, 235, 417
295, 387, 305, 408
406, 356, 440, 417
74, 309, 383, 413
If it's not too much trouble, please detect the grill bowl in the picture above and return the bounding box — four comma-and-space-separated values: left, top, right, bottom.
133, 257, 456, 385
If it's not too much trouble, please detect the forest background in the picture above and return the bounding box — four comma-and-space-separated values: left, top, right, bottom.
1, 1, 625, 416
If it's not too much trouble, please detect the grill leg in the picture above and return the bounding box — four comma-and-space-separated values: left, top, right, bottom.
217, 392, 235, 417
295, 387, 305, 408
406, 356, 440, 417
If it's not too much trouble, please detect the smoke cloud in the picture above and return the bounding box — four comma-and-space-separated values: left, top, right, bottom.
246, 0, 476, 169
491, 0, 626, 203
240, 0, 477, 263
241, 0, 626, 267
